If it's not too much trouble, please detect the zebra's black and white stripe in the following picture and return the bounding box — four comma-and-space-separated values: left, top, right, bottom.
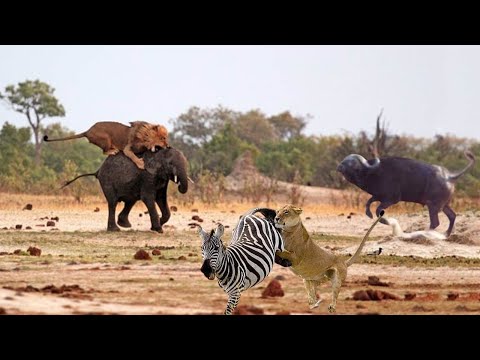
198, 208, 286, 315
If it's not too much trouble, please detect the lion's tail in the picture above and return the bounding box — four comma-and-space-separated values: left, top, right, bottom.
44, 132, 87, 142
61, 171, 98, 189
346, 210, 384, 267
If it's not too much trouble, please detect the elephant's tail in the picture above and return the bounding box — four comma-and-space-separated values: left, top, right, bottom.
61, 171, 98, 189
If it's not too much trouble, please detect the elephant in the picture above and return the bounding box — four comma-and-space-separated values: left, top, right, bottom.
62, 147, 189, 232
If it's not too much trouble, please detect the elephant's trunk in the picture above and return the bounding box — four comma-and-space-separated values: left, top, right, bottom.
177, 167, 189, 194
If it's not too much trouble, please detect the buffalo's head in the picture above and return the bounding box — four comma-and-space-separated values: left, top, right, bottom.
337, 154, 380, 186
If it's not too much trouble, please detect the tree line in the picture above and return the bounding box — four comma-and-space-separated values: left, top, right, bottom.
1, 80, 479, 198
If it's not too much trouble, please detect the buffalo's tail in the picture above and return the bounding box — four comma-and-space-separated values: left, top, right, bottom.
448, 150, 475, 181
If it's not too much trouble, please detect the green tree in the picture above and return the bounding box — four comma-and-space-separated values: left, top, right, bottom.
235, 110, 278, 147
268, 111, 308, 140
41, 122, 104, 174
202, 123, 256, 176
170, 105, 238, 147
0, 79, 65, 166
0, 122, 34, 176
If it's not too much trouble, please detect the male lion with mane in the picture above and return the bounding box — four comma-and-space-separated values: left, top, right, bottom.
275, 204, 383, 313
44, 121, 168, 169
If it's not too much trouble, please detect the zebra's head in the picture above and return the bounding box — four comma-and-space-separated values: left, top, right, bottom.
198, 224, 225, 281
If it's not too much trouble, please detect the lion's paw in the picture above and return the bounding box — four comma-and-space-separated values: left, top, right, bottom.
309, 299, 322, 309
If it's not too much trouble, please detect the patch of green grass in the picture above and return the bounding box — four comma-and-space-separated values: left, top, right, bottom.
310, 233, 383, 244
352, 255, 480, 267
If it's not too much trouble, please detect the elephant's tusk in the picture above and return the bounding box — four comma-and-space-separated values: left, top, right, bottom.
187, 176, 195, 184
174, 175, 178, 183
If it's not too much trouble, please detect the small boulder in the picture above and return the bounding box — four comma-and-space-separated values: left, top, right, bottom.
404, 292, 417, 301
134, 249, 152, 260
27, 246, 41, 256
447, 292, 459, 301
261, 279, 284, 298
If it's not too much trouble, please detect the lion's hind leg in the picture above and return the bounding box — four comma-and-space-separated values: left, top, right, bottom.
326, 266, 347, 313
86, 131, 120, 156
105, 148, 120, 155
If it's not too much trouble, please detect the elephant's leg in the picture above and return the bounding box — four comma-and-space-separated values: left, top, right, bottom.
107, 200, 120, 232
141, 192, 162, 233
118, 200, 136, 228
156, 186, 171, 227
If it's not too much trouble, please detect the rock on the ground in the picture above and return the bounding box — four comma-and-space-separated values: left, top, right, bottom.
261, 279, 284, 298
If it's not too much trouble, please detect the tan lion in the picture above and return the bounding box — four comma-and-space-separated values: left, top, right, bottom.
275, 204, 384, 313
43, 121, 169, 169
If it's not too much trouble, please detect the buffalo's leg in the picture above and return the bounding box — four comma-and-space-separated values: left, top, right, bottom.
155, 186, 171, 227
118, 200, 136, 228
365, 196, 377, 218
375, 201, 396, 225
427, 204, 441, 230
443, 204, 456, 237
106, 200, 121, 232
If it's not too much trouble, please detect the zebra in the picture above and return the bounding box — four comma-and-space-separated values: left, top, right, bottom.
197, 208, 290, 315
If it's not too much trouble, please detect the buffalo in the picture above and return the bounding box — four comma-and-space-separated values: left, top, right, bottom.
336, 151, 475, 237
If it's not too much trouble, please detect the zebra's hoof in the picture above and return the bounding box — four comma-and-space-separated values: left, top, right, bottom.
328, 304, 336, 313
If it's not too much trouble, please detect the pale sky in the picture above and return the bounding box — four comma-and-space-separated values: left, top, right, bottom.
1, 45, 480, 140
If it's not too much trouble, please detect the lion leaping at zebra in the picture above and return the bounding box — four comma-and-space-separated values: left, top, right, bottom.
197, 208, 291, 315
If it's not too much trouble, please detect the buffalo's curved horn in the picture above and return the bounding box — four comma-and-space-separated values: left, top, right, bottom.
349, 154, 380, 169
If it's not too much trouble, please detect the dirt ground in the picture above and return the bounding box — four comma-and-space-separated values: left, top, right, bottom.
1, 193, 480, 315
